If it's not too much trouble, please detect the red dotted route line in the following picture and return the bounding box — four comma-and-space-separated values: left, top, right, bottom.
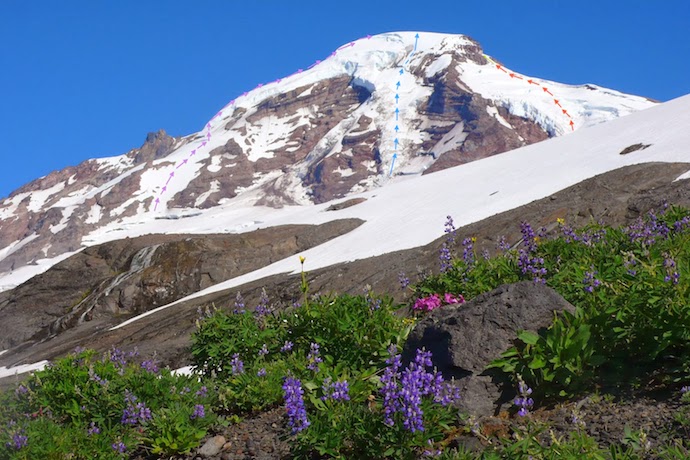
484, 54, 575, 132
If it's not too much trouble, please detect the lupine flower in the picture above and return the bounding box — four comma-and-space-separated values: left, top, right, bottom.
307, 343, 322, 371
422, 439, 442, 457
497, 236, 511, 252
190, 404, 205, 420
663, 253, 680, 284
514, 377, 534, 417
257, 367, 267, 377
179, 386, 191, 395
258, 343, 269, 357
196, 306, 213, 319
583, 267, 601, 293
381, 345, 403, 426
398, 272, 410, 289
321, 377, 350, 401
141, 359, 159, 374
281, 341, 294, 353
623, 252, 638, 276
112, 441, 127, 453
255, 288, 271, 317
195, 386, 208, 397
439, 243, 452, 273
369, 297, 382, 311
233, 291, 246, 314
444, 215, 456, 244
681, 386, 690, 395
517, 222, 547, 283
121, 390, 152, 425
88, 367, 108, 386
462, 237, 475, 266
231, 353, 244, 375
87, 421, 100, 436
14, 385, 28, 397
5, 428, 27, 450
282, 377, 310, 434
380, 348, 460, 433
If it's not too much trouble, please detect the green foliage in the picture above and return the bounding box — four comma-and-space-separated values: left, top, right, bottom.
422, 205, 690, 399
0, 348, 216, 459
191, 292, 408, 412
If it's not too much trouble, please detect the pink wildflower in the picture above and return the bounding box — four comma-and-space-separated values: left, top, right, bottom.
444, 293, 464, 304
413, 294, 442, 312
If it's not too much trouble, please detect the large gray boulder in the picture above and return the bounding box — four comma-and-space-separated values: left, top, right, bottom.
403, 281, 576, 416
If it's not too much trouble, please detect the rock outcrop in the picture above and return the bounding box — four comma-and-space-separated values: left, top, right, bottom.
404, 281, 576, 416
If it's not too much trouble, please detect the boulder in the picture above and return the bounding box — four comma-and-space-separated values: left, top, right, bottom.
403, 281, 576, 416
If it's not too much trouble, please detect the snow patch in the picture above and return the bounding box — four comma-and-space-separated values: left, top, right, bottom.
195, 180, 220, 207
486, 106, 513, 129
425, 54, 452, 78
0, 360, 48, 379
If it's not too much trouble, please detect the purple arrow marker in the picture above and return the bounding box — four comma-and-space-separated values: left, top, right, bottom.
257, 83, 263, 88
165, 176, 172, 185
366, 34, 372, 39
201, 141, 207, 147
191, 149, 197, 156
243, 92, 248, 96
206, 122, 211, 129
161, 186, 167, 193
176, 162, 184, 170
154, 198, 159, 211
331, 51, 336, 57
206, 132, 211, 140
297, 69, 303, 73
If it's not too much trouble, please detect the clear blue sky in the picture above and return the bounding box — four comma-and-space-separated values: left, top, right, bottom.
1, 1, 688, 200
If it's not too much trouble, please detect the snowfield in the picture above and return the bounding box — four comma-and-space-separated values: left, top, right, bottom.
107, 93, 690, 330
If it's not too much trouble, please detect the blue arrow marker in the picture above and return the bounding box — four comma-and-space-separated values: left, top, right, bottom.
389, 153, 398, 177
394, 125, 399, 132
395, 94, 399, 104
414, 33, 419, 51
395, 108, 399, 121
394, 138, 399, 149
396, 81, 401, 89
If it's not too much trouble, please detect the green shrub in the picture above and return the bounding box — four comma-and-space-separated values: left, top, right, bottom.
0, 348, 216, 458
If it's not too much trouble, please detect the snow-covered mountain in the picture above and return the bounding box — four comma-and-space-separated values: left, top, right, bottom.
0, 31, 659, 295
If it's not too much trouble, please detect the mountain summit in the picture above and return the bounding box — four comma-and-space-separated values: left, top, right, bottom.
0, 32, 656, 291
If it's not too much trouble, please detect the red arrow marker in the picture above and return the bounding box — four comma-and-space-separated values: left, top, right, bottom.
569, 120, 574, 131
527, 79, 539, 85
496, 64, 508, 73
554, 99, 561, 107
562, 109, 570, 117
509, 73, 523, 80
542, 87, 553, 96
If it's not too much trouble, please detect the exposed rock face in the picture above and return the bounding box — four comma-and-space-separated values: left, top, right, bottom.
403, 282, 576, 416
0, 219, 362, 350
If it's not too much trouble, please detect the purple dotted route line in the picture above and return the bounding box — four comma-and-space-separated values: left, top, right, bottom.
151, 34, 374, 212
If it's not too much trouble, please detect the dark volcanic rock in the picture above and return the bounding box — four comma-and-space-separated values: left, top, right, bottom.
403, 281, 575, 416
0, 219, 362, 350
